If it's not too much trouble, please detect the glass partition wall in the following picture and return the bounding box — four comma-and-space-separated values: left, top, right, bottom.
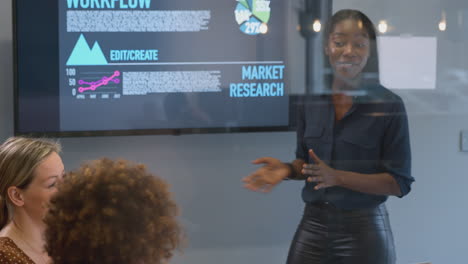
3, 0, 467, 263
168, 0, 468, 263
285, 1, 468, 263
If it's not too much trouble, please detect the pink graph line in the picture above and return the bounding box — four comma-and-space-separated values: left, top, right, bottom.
78, 71, 121, 93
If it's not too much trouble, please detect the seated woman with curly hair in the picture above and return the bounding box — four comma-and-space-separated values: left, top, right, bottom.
44, 158, 182, 264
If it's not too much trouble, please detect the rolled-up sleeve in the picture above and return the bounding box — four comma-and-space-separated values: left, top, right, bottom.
381, 99, 414, 197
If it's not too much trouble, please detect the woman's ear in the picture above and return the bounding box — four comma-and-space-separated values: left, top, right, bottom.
7, 186, 24, 207
324, 45, 330, 56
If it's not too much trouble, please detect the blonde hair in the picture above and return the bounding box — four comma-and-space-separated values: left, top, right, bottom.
0, 137, 61, 229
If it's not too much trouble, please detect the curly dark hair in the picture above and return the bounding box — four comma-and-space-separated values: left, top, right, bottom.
44, 158, 182, 264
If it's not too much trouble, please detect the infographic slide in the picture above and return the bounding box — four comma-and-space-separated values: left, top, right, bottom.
59, 0, 290, 131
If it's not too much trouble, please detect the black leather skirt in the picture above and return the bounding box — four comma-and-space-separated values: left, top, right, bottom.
286, 202, 396, 264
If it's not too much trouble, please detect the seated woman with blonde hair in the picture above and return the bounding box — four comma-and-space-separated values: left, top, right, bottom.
0, 137, 64, 264
44, 158, 182, 264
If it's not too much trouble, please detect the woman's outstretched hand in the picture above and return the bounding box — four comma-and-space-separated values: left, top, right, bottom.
304, 149, 341, 190
242, 157, 291, 193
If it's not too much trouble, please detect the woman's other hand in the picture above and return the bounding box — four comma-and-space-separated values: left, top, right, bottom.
304, 149, 341, 190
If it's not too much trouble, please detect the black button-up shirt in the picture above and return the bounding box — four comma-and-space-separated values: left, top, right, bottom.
295, 85, 414, 209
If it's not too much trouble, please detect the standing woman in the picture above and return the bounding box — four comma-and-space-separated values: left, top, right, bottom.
0, 137, 64, 264
243, 9, 414, 264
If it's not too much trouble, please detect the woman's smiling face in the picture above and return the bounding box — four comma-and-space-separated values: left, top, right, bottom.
20, 152, 64, 222
326, 19, 371, 82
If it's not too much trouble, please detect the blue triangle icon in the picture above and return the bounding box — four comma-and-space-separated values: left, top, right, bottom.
66, 34, 108, 66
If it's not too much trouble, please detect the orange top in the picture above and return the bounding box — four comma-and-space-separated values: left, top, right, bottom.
0, 237, 35, 264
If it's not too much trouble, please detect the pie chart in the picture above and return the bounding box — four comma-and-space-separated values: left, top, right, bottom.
234, 0, 271, 35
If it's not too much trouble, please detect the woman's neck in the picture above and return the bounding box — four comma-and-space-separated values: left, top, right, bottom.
0, 212, 48, 262
11, 216, 45, 247
331, 75, 361, 94
331, 78, 356, 122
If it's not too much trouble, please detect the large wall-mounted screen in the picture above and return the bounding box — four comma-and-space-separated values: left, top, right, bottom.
15, 0, 293, 136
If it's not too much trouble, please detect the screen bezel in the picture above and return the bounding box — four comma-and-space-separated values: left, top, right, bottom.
13, 0, 292, 138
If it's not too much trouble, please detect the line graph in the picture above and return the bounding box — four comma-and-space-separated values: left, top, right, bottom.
78, 70, 121, 93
